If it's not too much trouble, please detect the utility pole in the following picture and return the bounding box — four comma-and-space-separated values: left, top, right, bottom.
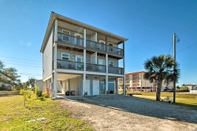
173, 33, 176, 103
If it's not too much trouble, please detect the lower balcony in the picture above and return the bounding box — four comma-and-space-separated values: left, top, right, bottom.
108, 66, 124, 75
55, 59, 123, 75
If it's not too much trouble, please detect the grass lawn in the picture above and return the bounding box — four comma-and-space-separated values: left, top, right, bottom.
127, 92, 197, 110
0, 95, 93, 131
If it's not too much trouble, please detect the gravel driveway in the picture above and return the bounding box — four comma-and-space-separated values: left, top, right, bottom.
58, 95, 197, 131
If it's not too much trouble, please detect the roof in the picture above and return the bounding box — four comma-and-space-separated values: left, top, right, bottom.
40, 12, 128, 52
125, 71, 146, 76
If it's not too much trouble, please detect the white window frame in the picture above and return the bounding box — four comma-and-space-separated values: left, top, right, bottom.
109, 61, 114, 66
61, 53, 70, 60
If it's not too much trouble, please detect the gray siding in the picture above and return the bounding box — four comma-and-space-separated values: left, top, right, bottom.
43, 29, 53, 80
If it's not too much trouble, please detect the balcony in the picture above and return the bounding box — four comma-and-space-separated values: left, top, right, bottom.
86, 40, 106, 52
58, 32, 84, 47
57, 59, 84, 70
55, 59, 123, 75
86, 63, 106, 73
108, 66, 124, 75
57, 33, 123, 57
107, 46, 123, 56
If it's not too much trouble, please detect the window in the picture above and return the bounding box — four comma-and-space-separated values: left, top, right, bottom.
62, 29, 70, 35
99, 40, 105, 44
109, 61, 114, 66
62, 29, 70, 42
61, 53, 70, 60
108, 43, 113, 51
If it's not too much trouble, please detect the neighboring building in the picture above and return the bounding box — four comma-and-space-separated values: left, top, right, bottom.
118, 71, 173, 92
35, 79, 43, 91
184, 84, 197, 91
40, 12, 127, 98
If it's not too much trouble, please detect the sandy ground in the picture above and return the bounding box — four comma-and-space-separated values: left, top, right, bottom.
58, 95, 197, 131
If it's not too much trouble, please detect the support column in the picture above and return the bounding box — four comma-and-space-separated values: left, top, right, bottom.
82, 29, 87, 96
95, 52, 97, 64
53, 20, 58, 99
116, 78, 118, 95
95, 33, 97, 42
105, 75, 108, 94
106, 54, 108, 73
123, 42, 126, 95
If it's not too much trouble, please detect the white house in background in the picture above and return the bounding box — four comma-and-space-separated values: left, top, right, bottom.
35, 79, 43, 91
40, 12, 127, 98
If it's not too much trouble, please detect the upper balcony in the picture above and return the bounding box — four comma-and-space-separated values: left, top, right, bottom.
55, 59, 124, 75
56, 32, 124, 58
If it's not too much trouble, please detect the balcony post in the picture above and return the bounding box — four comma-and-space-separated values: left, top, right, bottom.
54, 19, 58, 42
95, 52, 97, 64
105, 54, 108, 73
105, 36, 108, 52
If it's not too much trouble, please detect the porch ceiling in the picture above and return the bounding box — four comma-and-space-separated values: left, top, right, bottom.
57, 73, 81, 81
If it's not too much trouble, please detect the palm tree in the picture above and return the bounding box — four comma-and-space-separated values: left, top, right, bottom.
144, 55, 180, 101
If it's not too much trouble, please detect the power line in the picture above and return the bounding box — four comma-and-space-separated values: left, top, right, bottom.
3, 62, 42, 67
1, 58, 42, 65
179, 20, 197, 34
177, 41, 197, 53
167, 42, 173, 55
0, 55, 41, 63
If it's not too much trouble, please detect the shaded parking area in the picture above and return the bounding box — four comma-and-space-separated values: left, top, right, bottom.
58, 95, 197, 131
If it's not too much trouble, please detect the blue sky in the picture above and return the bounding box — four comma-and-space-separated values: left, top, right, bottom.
0, 0, 197, 86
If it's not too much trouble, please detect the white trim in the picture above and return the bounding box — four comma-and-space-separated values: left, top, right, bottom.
61, 53, 70, 60
74, 33, 83, 38
43, 74, 52, 82
108, 42, 114, 46
99, 39, 105, 44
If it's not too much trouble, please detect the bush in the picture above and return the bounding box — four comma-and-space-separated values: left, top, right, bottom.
42, 92, 49, 98
35, 87, 42, 98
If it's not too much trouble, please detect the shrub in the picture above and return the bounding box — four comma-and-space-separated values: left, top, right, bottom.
42, 92, 49, 98
35, 86, 42, 98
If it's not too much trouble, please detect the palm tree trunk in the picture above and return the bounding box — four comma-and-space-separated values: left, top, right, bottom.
156, 81, 162, 101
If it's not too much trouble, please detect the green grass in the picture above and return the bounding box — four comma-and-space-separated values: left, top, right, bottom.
127, 92, 197, 110
0, 95, 93, 131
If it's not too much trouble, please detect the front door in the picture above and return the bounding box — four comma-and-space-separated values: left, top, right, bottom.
84, 80, 90, 96
93, 80, 100, 95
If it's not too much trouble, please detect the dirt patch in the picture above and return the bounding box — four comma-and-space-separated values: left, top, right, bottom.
58, 95, 197, 131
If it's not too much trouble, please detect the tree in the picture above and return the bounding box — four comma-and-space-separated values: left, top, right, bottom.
0, 61, 20, 88
27, 77, 36, 88
143, 55, 180, 101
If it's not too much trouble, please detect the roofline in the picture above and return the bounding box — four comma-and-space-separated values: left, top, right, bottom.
40, 12, 128, 52
125, 71, 146, 76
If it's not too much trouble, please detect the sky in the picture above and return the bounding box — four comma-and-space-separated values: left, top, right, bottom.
0, 0, 197, 86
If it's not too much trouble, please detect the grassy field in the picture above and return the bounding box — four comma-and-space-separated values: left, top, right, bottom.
0, 95, 93, 131
127, 92, 197, 110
